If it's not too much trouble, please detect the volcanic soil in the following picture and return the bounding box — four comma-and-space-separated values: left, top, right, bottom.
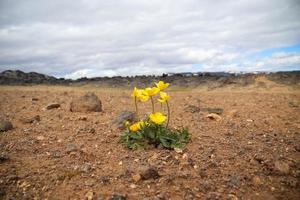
0, 84, 299, 200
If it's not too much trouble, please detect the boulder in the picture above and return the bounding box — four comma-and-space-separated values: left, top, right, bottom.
70, 92, 102, 112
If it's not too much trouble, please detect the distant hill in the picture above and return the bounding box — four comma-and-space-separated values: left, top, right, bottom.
0, 69, 299, 88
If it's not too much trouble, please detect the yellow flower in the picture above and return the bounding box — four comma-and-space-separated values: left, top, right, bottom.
129, 122, 140, 132
144, 87, 160, 96
149, 112, 167, 125
139, 94, 149, 102
131, 87, 143, 98
156, 81, 169, 91
124, 120, 130, 127
158, 92, 170, 103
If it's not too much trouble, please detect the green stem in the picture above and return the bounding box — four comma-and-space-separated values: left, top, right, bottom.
134, 97, 139, 119
166, 101, 170, 128
150, 96, 155, 113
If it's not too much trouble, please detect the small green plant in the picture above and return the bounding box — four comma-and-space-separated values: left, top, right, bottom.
120, 81, 190, 150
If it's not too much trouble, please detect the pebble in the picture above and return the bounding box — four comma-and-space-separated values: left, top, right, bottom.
45, 103, 61, 110
0, 120, 13, 132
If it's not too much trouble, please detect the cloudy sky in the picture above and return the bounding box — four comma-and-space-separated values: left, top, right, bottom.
0, 0, 300, 79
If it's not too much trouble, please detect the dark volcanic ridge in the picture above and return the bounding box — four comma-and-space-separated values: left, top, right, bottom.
0, 69, 299, 88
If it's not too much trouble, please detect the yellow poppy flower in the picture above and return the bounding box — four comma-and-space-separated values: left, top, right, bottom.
129, 121, 148, 132
156, 81, 169, 91
144, 87, 160, 96
149, 112, 167, 125
131, 87, 143, 98
158, 92, 170, 103
139, 94, 149, 102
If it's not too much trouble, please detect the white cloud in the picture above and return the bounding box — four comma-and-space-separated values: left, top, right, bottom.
0, 0, 299, 77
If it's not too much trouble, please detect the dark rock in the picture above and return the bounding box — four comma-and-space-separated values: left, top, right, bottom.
0, 120, 13, 132
274, 160, 290, 175
0, 153, 9, 163
109, 194, 127, 200
295, 145, 300, 152
227, 175, 241, 188
66, 143, 78, 153
70, 92, 102, 112
46, 103, 60, 110
112, 110, 137, 129
31, 98, 39, 101
202, 107, 224, 115
184, 105, 201, 113
20, 115, 40, 124
140, 167, 160, 180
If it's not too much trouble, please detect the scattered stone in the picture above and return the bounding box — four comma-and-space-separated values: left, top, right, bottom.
85, 179, 96, 187
140, 167, 160, 180
252, 176, 263, 186
0, 153, 9, 163
78, 116, 88, 121
81, 163, 92, 173
20, 115, 40, 124
132, 174, 141, 182
227, 175, 241, 188
206, 113, 222, 121
100, 176, 110, 184
129, 183, 137, 189
45, 103, 60, 110
112, 110, 137, 129
85, 190, 94, 200
31, 97, 39, 101
36, 136, 45, 141
294, 145, 300, 152
109, 194, 127, 200
227, 109, 238, 118
0, 120, 13, 132
184, 105, 201, 113
202, 108, 223, 115
274, 160, 290, 175
70, 92, 102, 112
174, 148, 183, 153
66, 143, 78, 153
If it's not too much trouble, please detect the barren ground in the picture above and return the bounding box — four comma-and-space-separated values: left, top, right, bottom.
0, 84, 299, 200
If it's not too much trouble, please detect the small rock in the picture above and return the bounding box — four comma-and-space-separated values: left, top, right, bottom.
78, 116, 88, 121
227, 109, 238, 118
132, 174, 141, 182
112, 110, 137, 129
0, 153, 9, 163
66, 143, 78, 153
252, 176, 263, 186
206, 113, 221, 121
31, 97, 39, 101
129, 184, 137, 189
184, 105, 201, 113
36, 136, 45, 141
20, 115, 40, 124
81, 163, 92, 173
85, 191, 94, 200
274, 160, 290, 175
140, 167, 160, 180
294, 145, 300, 152
0, 120, 13, 132
99, 176, 110, 184
202, 107, 223, 115
174, 148, 183, 153
227, 175, 241, 188
70, 92, 102, 112
45, 103, 60, 110
109, 194, 127, 200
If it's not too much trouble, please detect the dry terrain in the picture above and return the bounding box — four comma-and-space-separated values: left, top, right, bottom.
0, 82, 299, 199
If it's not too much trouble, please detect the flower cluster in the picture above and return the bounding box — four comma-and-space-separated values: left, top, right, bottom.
120, 81, 190, 150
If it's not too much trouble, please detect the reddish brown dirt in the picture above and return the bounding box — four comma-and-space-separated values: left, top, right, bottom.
0, 85, 299, 200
